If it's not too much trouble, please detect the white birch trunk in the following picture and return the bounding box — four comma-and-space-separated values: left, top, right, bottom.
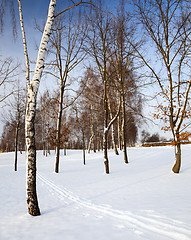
87, 104, 95, 153
18, 0, 57, 216
108, 97, 119, 155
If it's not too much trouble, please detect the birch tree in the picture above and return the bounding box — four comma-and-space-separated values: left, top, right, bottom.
3, 80, 26, 171
17, 0, 88, 215
72, 105, 87, 165
106, 82, 120, 154
44, 13, 86, 173
17, 0, 57, 216
1, 80, 26, 169
85, 6, 121, 174
133, 0, 191, 173
107, 1, 142, 160
77, 68, 104, 152
110, 2, 132, 163
85, 70, 98, 153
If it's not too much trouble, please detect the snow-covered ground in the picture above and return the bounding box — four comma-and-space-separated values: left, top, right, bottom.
0, 145, 191, 240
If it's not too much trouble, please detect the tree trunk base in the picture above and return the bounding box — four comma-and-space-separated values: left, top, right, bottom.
172, 143, 181, 173
172, 160, 180, 173
124, 151, 128, 164
104, 160, 109, 174
28, 207, 40, 216
27, 198, 40, 216
115, 148, 119, 155
55, 149, 59, 173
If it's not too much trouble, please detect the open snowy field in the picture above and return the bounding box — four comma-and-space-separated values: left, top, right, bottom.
0, 145, 191, 240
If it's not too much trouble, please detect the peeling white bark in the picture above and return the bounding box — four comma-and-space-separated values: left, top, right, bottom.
18, 0, 57, 216
32, 0, 57, 95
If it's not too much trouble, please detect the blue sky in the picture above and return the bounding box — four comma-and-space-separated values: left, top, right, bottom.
0, 0, 129, 82
0, 0, 166, 138
1, 0, 52, 58
0, 0, 123, 134
0, 0, 122, 61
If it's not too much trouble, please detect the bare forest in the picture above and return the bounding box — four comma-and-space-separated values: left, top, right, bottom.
0, 0, 191, 216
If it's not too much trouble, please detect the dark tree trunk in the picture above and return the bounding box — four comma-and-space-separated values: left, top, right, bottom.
103, 73, 109, 174
55, 134, 60, 173
83, 149, 86, 165
55, 146, 60, 173
122, 93, 128, 164
55, 85, 64, 173
64, 148, 66, 156
14, 124, 19, 171
96, 119, 101, 151
43, 141, 45, 156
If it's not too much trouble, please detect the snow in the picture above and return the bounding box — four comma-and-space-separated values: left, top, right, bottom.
0, 145, 191, 240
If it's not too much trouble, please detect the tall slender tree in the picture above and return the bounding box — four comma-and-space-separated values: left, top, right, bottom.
84, 3, 121, 174
17, 0, 57, 216
108, 0, 142, 162
44, 13, 86, 173
17, 0, 88, 216
0, 80, 26, 164
133, 0, 191, 173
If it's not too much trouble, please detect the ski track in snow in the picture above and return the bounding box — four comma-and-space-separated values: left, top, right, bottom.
37, 173, 191, 240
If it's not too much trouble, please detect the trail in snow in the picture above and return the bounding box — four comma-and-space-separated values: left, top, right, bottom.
37, 173, 191, 240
